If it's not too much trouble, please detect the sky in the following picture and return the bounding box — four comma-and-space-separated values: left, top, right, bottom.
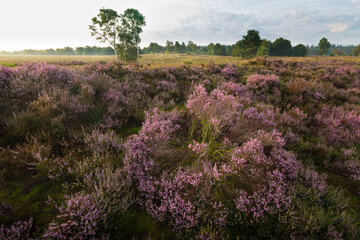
1, 0, 360, 51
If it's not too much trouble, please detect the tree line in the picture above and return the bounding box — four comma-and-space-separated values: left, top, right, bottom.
0, 46, 115, 56
141, 30, 360, 57
141, 41, 233, 56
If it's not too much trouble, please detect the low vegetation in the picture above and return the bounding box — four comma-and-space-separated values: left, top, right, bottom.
0, 56, 360, 239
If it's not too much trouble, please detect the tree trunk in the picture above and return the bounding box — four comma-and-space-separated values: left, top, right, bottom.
137, 46, 140, 64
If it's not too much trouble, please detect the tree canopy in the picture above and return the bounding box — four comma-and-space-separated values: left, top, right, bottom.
120, 8, 146, 62
293, 44, 308, 57
232, 30, 262, 58
90, 8, 146, 62
352, 44, 360, 56
271, 38, 293, 56
89, 8, 120, 59
318, 37, 331, 55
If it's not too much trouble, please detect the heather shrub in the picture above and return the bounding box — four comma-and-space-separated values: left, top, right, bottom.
101, 78, 151, 128
43, 193, 107, 239
81, 61, 125, 79
186, 84, 249, 144
221, 63, 238, 80
1, 58, 360, 239
11, 137, 73, 180
84, 129, 123, 157
0, 218, 33, 240
315, 106, 360, 146
246, 74, 280, 93
82, 167, 134, 220
0, 65, 12, 93
246, 74, 281, 103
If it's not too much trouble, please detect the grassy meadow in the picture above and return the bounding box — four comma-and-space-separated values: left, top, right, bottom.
2, 54, 360, 67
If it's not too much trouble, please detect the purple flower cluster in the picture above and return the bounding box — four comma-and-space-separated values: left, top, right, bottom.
315, 106, 360, 146
246, 74, 280, 92
221, 63, 238, 80
43, 193, 106, 239
0, 218, 33, 240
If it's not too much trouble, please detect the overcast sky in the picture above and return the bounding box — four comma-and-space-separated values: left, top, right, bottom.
1, 0, 360, 51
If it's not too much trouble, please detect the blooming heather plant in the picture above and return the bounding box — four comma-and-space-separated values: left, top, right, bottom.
0, 218, 33, 240
315, 106, 360, 146
221, 63, 238, 80
84, 129, 123, 157
43, 193, 106, 240
1, 58, 360, 239
246, 74, 280, 92
188, 140, 208, 155
83, 167, 134, 217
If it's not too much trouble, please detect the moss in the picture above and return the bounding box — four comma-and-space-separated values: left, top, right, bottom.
108, 209, 176, 240
0, 175, 64, 231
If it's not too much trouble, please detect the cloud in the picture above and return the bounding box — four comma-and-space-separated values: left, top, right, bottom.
150, 2, 360, 46
327, 23, 350, 33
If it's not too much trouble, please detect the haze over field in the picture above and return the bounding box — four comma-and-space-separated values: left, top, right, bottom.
1, 0, 360, 51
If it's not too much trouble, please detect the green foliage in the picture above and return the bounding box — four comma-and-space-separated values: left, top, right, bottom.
256, 40, 272, 56
166, 40, 174, 54
293, 44, 308, 57
271, 37, 293, 56
214, 43, 227, 56
120, 8, 146, 63
233, 29, 262, 58
318, 37, 331, 56
90, 8, 146, 62
117, 44, 138, 62
352, 44, 360, 56
89, 8, 120, 59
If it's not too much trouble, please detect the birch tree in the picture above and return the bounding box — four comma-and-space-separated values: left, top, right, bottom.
89, 9, 120, 60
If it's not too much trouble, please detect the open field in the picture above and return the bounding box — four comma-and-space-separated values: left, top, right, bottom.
0, 55, 115, 66
2, 54, 360, 67
0, 54, 246, 67
1, 56, 360, 239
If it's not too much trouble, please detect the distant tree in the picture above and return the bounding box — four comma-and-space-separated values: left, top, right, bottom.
75, 47, 85, 55
144, 42, 164, 54
232, 30, 262, 58
214, 43, 226, 56
101, 47, 115, 55
318, 37, 331, 55
89, 8, 121, 60
352, 44, 360, 56
44, 49, 56, 55
256, 40, 272, 56
174, 41, 181, 53
166, 41, 174, 54
84, 46, 95, 55
208, 43, 215, 55
293, 44, 308, 57
187, 41, 197, 54
55, 47, 75, 55
180, 42, 186, 53
120, 8, 146, 63
226, 45, 233, 56
198, 46, 208, 55
271, 38, 293, 56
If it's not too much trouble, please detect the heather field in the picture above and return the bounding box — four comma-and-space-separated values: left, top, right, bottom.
1, 57, 360, 239
0, 54, 246, 67
2, 54, 360, 67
